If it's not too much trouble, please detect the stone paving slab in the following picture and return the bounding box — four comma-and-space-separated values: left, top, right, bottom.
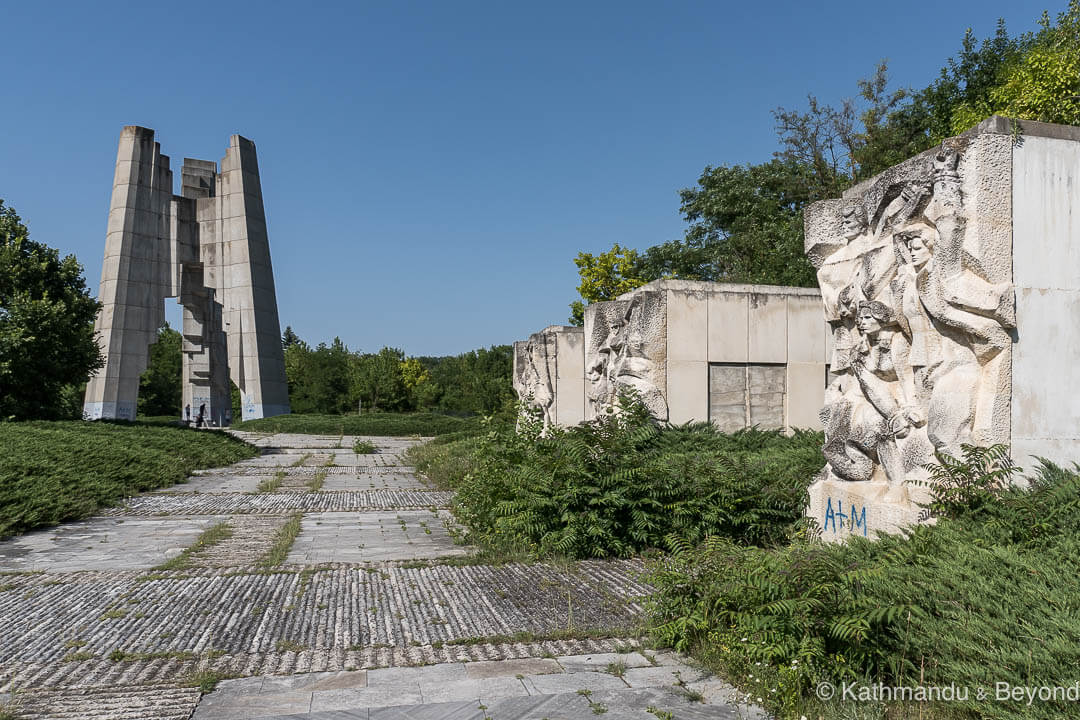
193, 515, 293, 567
230, 435, 428, 452
2, 637, 642, 693
286, 511, 465, 564
322, 473, 425, 492
192, 655, 757, 719
156, 474, 269, 494
0, 515, 228, 572
4, 684, 202, 720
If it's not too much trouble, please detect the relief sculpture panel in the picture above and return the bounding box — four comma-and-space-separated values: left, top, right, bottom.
512, 332, 557, 430
805, 131, 1015, 538
584, 289, 668, 420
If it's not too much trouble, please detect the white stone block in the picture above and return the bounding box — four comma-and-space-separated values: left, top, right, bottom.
785, 362, 825, 431
748, 291, 787, 363
707, 291, 748, 363
667, 360, 707, 424
666, 288, 707, 363
786, 295, 826, 363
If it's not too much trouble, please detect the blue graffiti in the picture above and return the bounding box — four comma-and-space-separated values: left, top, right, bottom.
824, 497, 868, 537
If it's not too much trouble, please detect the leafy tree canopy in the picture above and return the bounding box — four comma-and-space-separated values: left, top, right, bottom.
277, 328, 512, 416
568, 244, 648, 326
951, 2, 1080, 130
0, 199, 102, 419
138, 324, 182, 417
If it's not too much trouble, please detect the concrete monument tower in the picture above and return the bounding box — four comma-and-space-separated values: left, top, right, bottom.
83, 126, 290, 424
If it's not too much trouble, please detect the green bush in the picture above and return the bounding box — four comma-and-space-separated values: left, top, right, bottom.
0, 421, 257, 537
409, 399, 823, 558
236, 412, 478, 437
647, 459, 1080, 719
352, 439, 377, 454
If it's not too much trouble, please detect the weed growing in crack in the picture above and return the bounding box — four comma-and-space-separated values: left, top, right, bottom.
153, 521, 233, 571
258, 512, 304, 567
605, 660, 627, 677
182, 668, 236, 694
257, 471, 285, 493
353, 439, 377, 455
307, 470, 327, 492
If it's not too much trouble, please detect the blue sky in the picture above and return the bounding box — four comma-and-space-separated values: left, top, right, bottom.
0, 1, 1049, 356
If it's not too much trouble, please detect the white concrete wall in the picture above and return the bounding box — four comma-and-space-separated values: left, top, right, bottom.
551, 326, 586, 426
666, 287, 709, 423
629, 281, 828, 429
1011, 135, 1080, 469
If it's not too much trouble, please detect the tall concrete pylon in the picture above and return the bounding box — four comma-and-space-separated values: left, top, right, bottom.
84, 126, 290, 423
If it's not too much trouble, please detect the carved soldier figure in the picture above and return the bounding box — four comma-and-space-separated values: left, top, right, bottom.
521, 337, 555, 431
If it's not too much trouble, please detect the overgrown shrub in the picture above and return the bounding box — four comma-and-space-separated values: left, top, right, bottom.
352, 439, 376, 454
647, 458, 1080, 719
409, 398, 823, 558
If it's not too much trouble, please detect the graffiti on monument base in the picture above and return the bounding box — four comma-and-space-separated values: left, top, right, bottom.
823, 497, 868, 537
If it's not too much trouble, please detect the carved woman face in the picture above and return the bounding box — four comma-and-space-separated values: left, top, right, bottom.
856, 305, 882, 336
908, 234, 932, 269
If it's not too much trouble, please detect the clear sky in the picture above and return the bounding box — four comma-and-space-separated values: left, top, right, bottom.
0, 0, 1049, 356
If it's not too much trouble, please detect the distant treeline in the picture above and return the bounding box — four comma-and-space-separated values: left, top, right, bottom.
137, 325, 513, 418
281, 326, 513, 416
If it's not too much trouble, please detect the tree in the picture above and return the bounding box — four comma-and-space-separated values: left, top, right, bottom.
138, 324, 182, 416
951, 2, 1080, 131
568, 244, 648, 325
422, 345, 513, 415
350, 347, 409, 411
0, 199, 102, 419
288, 338, 352, 414
282, 325, 301, 349
639, 159, 818, 288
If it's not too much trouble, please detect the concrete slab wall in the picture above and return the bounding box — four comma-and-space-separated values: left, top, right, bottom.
85, 127, 290, 423
1011, 134, 1080, 468
568, 280, 831, 430
84, 127, 173, 421
638, 281, 828, 429
550, 326, 586, 426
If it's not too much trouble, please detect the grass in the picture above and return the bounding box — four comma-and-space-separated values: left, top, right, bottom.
182, 668, 236, 694
307, 470, 327, 492
352, 439, 377, 454
256, 471, 285, 493
153, 521, 233, 571
0, 420, 257, 538
259, 512, 304, 566
235, 412, 478, 437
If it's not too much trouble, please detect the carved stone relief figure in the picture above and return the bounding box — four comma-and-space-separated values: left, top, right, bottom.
810, 141, 1015, 497
512, 333, 556, 430
584, 290, 668, 420
584, 300, 627, 417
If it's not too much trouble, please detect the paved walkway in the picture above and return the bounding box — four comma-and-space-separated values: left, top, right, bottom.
0, 432, 763, 719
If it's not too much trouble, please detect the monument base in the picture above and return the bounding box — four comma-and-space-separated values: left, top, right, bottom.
807, 475, 934, 542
